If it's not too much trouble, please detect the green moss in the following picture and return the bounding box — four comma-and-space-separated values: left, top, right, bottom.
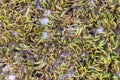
0, 0, 120, 80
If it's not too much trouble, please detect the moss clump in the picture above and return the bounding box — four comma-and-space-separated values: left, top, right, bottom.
0, 0, 120, 80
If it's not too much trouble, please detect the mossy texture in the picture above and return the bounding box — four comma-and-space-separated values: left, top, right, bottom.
0, 0, 120, 80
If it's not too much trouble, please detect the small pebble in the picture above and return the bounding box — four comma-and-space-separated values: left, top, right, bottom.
40, 17, 49, 25
42, 32, 48, 39
39, 0, 46, 2
96, 28, 104, 33
53, 60, 62, 68
38, 0, 41, 2
43, 10, 51, 17
90, 0, 94, 9
2, 65, 11, 72
36, 5, 40, 9
12, 32, 18, 36
62, 70, 75, 79
9, 30, 18, 36
5, 75, 16, 80
118, 73, 120, 78
34, 0, 37, 6
117, 71, 120, 78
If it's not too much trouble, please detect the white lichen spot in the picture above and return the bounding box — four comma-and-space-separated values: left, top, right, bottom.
39, 0, 46, 2
40, 17, 49, 25
5, 75, 16, 80
96, 28, 104, 33
116, 71, 120, 78
1, 64, 14, 76
60, 69, 75, 79
38, 0, 41, 2
42, 32, 48, 39
53, 60, 62, 69
36, 5, 41, 10
118, 73, 120, 78
43, 10, 51, 17
88, 65, 95, 69
2, 65, 11, 72
34, 0, 41, 10
9, 30, 18, 36
12, 32, 18, 36
34, 0, 37, 5
90, 0, 95, 9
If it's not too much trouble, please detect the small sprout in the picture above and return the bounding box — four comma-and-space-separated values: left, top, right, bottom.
98, 39, 106, 48
75, 27, 84, 38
